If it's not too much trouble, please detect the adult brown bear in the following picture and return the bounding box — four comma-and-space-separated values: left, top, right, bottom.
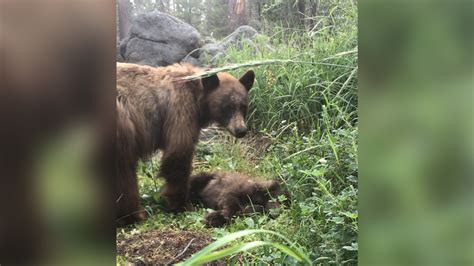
116, 63, 254, 226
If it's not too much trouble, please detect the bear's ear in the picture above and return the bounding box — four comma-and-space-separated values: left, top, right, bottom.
267, 180, 281, 192
260, 180, 280, 193
239, 70, 255, 91
201, 74, 220, 92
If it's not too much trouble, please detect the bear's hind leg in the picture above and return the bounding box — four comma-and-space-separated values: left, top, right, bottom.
116, 168, 147, 226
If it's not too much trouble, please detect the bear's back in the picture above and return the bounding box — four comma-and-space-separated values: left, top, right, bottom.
116, 63, 204, 154
117, 62, 201, 99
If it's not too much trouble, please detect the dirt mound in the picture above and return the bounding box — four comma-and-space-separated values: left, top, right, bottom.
117, 229, 214, 265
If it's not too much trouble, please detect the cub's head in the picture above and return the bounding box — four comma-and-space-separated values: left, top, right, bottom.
201, 70, 255, 138
258, 180, 290, 205
242, 179, 291, 214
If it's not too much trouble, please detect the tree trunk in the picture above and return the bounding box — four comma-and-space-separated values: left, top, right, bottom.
257, 0, 261, 18
117, 0, 132, 41
309, 0, 319, 28
297, 0, 306, 27
229, 0, 247, 29
187, 0, 191, 24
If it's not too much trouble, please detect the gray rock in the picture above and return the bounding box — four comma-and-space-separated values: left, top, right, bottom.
204, 36, 217, 44
220, 26, 275, 56
126, 37, 188, 66
198, 43, 225, 64
222, 25, 258, 48
201, 43, 224, 56
122, 12, 203, 66
119, 36, 129, 58
117, 52, 125, 62
181, 56, 202, 67
116, 44, 125, 62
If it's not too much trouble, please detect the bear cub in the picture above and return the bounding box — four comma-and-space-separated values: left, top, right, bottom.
189, 172, 290, 227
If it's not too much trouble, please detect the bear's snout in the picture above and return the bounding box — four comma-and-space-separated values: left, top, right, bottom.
226, 114, 248, 138
234, 127, 247, 138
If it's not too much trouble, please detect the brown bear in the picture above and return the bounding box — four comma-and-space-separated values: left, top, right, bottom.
189, 172, 290, 227
116, 62, 255, 226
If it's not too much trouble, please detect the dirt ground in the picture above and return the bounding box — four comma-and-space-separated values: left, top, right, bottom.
117, 229, 215, 265
199, 127, 274, 163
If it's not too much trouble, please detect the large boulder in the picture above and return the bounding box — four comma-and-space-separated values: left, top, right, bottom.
222, 25, 258, 48
194, 26, 260, 65
121, 12, 203, 66
180, 56, 202, 67
220, 25, 274, 56
198, 43, 225, 64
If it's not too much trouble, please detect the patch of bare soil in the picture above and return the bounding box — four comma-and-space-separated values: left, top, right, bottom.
117, 229, 214, 265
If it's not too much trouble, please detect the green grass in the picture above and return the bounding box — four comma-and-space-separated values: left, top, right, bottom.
118, 2, 357, 264
119, 123, 357, 264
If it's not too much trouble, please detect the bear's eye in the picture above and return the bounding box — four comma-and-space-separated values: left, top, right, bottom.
220, 103, 234, 120
240, 104, 248, 114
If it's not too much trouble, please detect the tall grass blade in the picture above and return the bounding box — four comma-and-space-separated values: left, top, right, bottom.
177, 229, 311, 265
178, 59, 356, 81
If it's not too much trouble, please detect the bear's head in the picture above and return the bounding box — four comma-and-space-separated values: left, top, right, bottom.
201, 70, 255, 138
240, 179, 290, 215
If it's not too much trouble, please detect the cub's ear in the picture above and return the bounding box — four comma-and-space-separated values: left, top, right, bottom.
239, 70, 255, 91
201, 74, 219, 92
267, 180, 281, 192
260, 180, 280, 192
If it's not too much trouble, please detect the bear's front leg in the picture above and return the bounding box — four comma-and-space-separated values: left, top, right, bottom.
159, 148, 194, 212
204, 207, 238, 227
205, 197, 240, 227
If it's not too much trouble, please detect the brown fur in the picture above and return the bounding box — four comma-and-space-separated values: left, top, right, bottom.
116, 63, 255, 226
189, 172, 290, 227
